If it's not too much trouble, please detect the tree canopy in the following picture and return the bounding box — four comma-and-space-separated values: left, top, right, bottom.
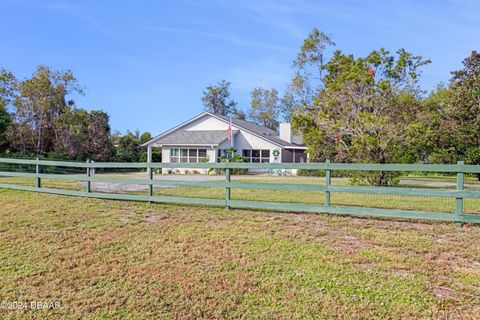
0, 66, 115, 161
249, 87, 280, 130
202, 80, 240, 117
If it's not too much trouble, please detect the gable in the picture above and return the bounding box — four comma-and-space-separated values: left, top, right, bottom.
142, 112, 305, 148
183, 114, 229, 131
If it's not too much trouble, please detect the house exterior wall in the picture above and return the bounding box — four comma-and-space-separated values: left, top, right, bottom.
150, 114, 305, 174
160, 146, 216, 174
233, 132, 281, 163
185, 116, 227, 131
186, 114, 282, 163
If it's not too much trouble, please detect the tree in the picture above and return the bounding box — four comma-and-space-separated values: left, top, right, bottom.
84, 111, 115, 161
449, 51, 480, 171
0, 68, 16, 153
54, 109, 114, 161
54, 108, 89, 159
248, 87, 280, 131
292, 42, 431, 185
116, 132, 140, 162
1, 66, 116, 161
231, 108, 246, 120
294, 27, 335, 81
280, 73, 314, 121
7, 65, 82, 155
202, 80, 240, 116
0, 102, 11, 152
424, 51, 480, 178
139, 132, 152, 145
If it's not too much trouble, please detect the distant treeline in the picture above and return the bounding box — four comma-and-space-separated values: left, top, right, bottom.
0, 66, 160, 162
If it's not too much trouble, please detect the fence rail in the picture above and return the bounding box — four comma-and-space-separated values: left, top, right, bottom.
1, 158, 479, 226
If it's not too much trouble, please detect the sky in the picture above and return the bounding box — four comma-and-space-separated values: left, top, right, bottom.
1, 0, 479, 135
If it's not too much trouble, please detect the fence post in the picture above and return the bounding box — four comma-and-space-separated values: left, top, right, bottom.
148, 163, 153, 201
325, 159, 331, 208
35, 157, 41, 188
455, 160, 464, 228
225, 160, 231, 210
86, 159, 92, 193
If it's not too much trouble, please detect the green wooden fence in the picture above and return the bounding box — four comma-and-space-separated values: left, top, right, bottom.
0, 158, 480, 226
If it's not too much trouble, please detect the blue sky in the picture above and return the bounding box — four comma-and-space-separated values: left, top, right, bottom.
1, 0, 479, 135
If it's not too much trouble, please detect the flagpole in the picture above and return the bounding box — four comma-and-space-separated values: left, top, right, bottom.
229, 116, 233, 149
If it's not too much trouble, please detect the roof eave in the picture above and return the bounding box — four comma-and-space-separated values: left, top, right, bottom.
207, 113, 286, 148
283, 146, 307, 150
157, 143, 220, 147
141, 112, 210, 147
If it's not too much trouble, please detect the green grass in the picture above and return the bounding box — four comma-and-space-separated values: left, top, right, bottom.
0, 189, 479, 319
1, 174, 479, 214
403, 175, 480, 184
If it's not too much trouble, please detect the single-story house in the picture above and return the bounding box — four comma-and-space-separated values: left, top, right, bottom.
142, 112, 307, 174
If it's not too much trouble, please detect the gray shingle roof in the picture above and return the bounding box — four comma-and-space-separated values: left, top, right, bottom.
214, 114, 305, 148
153, 130, 238, 145
143, 112, 306, 148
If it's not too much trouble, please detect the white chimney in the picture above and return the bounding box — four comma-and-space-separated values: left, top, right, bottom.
279, 123, 292, 143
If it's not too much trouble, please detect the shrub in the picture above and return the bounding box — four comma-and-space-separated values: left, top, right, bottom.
298, 169, 326, 177
139, 150, 162, 163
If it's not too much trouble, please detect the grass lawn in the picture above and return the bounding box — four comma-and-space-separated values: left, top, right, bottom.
1, 174, 479, 214
1, 189, 480, 319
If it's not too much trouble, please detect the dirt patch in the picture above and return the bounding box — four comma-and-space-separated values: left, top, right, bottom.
143, 214, 171, 224
118, 211, 137, 223
432, 285, 480, 301
432, 286, 463, 300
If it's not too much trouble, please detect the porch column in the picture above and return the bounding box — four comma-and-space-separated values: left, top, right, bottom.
147, 145, 152, 175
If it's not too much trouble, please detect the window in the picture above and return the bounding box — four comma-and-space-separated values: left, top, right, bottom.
261, 150, 270, 163
198, 149, 207, 162
189, 149, 197, 163
242, 149, 270, 163
180, 149, 188, 163
252, 149, 260, 163
170, 149, 179, 163
170, 148, 208, 163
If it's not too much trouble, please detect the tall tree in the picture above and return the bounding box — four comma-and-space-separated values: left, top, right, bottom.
2, 66, 116, 160
84, 111, 115, 161
55, 108, 89, 159
292, 45, 430, 185
0, 102, 11, 152
248, 87, 280, 131
0, 69, 16, 152
54, 109, 114, 161
280, 73, 313, 121
8, 65, 82, 155
424, 51, 480, 177
449, 50, 480, 170
280, 28, 335, 122
202, 80, 240, 116
294, 27, 335, 81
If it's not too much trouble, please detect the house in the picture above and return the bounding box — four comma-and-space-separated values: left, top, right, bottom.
142, 112, 307, 174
